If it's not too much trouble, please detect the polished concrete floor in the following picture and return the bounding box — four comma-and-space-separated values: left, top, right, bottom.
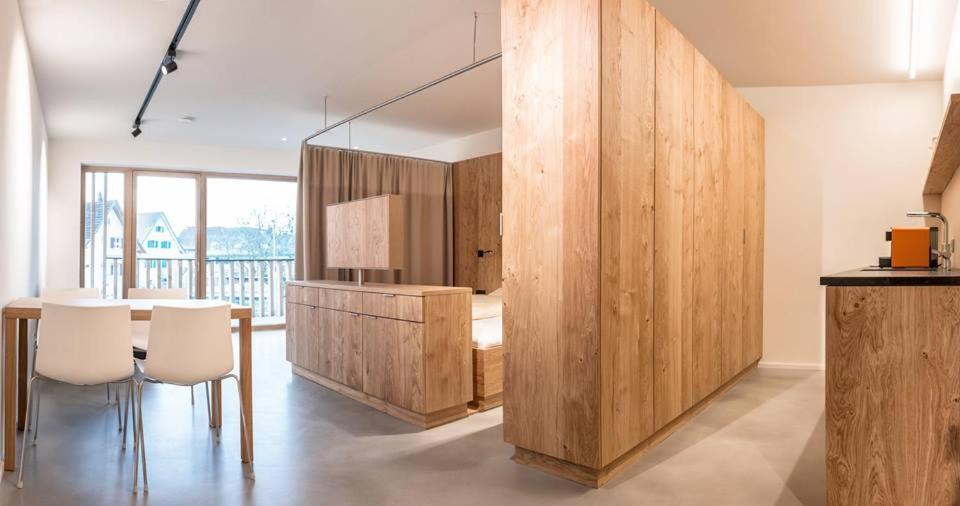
0, 330, 826, 505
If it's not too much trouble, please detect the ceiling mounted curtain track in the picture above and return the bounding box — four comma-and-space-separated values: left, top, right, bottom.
302, 52, 502, 145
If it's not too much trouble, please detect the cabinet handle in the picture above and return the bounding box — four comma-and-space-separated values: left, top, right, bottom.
350, 313, 360, 317
383, 294, 396, 298
365, 315, 378, 320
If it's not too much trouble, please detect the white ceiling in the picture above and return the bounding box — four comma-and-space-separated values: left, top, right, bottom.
19, 0, 958, 154
19, 0, 502, 154
649, 0, 958, 87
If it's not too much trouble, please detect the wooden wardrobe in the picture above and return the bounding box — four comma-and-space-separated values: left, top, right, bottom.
501, 0, 764, 487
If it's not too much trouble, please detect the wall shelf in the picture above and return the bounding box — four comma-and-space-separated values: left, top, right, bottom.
923, 94, 960, 195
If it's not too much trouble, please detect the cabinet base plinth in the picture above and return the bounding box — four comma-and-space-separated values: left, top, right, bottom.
292, 365, 468, 429
512, 360, 759, 488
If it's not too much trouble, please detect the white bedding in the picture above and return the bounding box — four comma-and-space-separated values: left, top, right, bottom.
473, 315, 503, 349
472, 292, 503, 348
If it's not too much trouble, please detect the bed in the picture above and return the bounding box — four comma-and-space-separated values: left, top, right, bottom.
471, 290, 503, 411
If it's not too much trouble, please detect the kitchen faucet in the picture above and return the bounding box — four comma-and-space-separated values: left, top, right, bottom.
907, 211, 952, 271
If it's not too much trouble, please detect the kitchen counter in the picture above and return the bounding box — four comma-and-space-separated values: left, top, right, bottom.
823, 271, 960, 503
820, 267, 960, 286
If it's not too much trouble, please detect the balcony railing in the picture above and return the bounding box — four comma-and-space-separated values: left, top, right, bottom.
93, 257, 295, 320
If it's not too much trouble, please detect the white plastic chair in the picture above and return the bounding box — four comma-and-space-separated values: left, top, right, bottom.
30, 288, 122, 431
134, 303, 254, 491
17, 302, 139, 491
126, 287, 207, 412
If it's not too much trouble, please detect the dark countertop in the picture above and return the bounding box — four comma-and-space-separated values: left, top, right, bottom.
820, 267, 960, 286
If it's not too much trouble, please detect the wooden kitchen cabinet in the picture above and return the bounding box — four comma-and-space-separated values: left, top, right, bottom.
286, 280, 471, 429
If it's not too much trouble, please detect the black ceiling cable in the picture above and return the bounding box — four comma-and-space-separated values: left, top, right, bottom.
131, 0, 202, 137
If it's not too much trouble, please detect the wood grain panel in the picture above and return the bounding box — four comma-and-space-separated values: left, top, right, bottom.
424, 292, 472, 411
326, 195, 402, 270
720, 82, 745, 382
318, 308, 344, 383
285, 302, 298, 364
362, 316, 390, 399
361, 292, 423, 322
341, 311, 363, 390
826, 286, 960, 504
691, 50, 724, 400
599, 0, 656, 466
653, 11, 696, 430
923, 94, 960, 194
319, 288, 362, 313
386, 320, 424, 412
742, 103, 765, 365
502, 0, 600, 468
453, 153, 503, 294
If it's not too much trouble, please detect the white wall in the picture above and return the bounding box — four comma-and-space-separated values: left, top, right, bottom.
740, 81, 942, 368
45, 138, 298, 288
406, 127, 501, 162
944, 6, 960, 108
0, 0, 48, 306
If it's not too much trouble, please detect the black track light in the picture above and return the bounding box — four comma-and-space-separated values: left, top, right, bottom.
131, 124, 142, 138
161, 59, 178, 75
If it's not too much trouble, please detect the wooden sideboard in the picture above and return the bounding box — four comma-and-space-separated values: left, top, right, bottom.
286, 280, 472, 428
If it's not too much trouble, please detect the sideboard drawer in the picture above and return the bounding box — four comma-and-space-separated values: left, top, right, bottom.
286, 284, 302, 304
321, 288, 362, 313
301, 287, 320, 307
362, 292, 423, 322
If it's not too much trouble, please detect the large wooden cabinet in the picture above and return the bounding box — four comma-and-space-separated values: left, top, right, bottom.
502, 0, 764, 487
286, 281, 472, 428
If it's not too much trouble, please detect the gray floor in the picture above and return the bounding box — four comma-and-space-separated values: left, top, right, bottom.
0, 330, 826, 505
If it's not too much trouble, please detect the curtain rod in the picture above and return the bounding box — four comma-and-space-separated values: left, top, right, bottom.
302, 52, 503, 144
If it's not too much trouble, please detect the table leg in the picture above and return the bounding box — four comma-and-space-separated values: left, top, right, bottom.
17, 320, 27, 430
240, 316, 253, 463
4, 317, 17, 471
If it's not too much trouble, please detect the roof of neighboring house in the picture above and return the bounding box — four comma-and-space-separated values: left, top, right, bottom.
83, 199, 123, 243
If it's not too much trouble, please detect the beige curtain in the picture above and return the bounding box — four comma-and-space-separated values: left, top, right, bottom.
295, 145, 453, 286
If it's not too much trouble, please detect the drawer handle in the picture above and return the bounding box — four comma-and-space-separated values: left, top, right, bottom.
383, 294, 396, 298
365, 315, 378, 320
350, 313, 360, 317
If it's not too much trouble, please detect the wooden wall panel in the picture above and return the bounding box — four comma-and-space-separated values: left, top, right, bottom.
691, 51, 724, 400
653, 11, 696, 430
720, 82, 745, 382
453, 153, 503, 293
502, 0, 602, 468
826, 286, 960, 504
599, 0, 656, 466
743, 103, 765, 365
326, 195, 403, 270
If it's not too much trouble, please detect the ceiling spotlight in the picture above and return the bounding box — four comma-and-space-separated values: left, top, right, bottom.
131, 124, 142, 138
909, 0, 921, 79
161, 59, 178, 75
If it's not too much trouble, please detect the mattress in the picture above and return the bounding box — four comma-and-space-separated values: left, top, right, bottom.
473, 315, 503, 349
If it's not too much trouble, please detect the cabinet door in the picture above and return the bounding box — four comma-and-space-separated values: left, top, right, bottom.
341, 311, 363, 390
362, 316, 392, 399
285, 302, 298, 364
316, 308, 343, 382
385, 321, 424, 412
298, 305, 321, 373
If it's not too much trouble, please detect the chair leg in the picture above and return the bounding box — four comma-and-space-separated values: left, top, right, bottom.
228, 374, 255, 480
115, 383, 122, 430
122, 381, 132, 451
132, 382, 140, 493
106, 383, 111, 403
137, 382, 149, 493
204, 382, 212, 427
17, 376, 39, 489
31, 381, 41, 444
191, 385, 195, 406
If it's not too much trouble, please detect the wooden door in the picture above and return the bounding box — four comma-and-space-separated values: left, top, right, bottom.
742, 104, 764, 365
362, 316, 392, 399
720, 82, 746, 382
341, 311, 363, 390
285, 302, 298, 364
385, 321, 424, 412
317, 308, 344, 382
299, 305, 321, 373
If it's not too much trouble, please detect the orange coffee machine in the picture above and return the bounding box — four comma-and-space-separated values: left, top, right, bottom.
882, 227, 939, 268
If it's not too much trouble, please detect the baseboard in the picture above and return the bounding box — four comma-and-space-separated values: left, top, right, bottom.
758, 360, 824, 371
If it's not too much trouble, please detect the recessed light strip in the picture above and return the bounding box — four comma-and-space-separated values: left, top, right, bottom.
910, 0, 921, 79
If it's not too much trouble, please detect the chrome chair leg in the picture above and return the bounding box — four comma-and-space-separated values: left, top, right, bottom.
132, 382, 140, 493
137, 382, 148, 493
115, 383, 122, 430
31, 381, 41, 444
122, 381, 132, 451
191, 385, 195, 406
227, 374, 255, 480
106, 383, 111, 403
17, 375, 39, 489
205, 382, 212, 427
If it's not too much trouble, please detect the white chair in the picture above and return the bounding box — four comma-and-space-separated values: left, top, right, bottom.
18, 302, 139, 491
126, 287, 208, 414
30, 288, 123, 431
135, 303, 254, 491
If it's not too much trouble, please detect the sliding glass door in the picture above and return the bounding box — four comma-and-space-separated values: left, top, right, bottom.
81, 168, 296, 321
134, 173, 200, 297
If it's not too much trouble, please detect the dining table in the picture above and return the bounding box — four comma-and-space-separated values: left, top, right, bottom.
0, 297, 254, 472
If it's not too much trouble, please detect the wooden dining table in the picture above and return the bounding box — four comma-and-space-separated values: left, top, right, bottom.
0, 298, 254, 472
